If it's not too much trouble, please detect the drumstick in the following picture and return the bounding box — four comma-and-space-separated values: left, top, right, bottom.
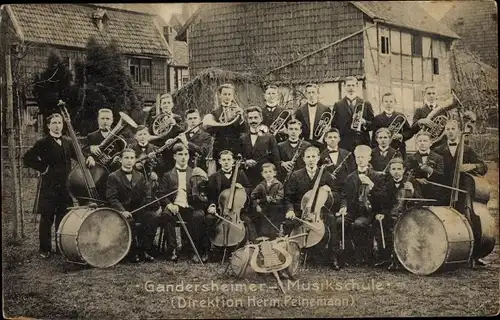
341, 212, 345, 250
376, 215, 386, 249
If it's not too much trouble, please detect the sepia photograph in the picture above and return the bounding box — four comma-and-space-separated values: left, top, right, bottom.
1, 1, 498, 318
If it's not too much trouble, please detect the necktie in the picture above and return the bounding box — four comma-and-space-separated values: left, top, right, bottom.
448, 143, 458, 147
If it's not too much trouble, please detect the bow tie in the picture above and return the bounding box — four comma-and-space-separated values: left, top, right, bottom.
329, 150, 339, 154
448, 143, 458, 147
267, 107, 275, 111
358, 170, 367, 174
176, 167, 187, 173
222, 170, 232, 175
289, 141, 299, 147
250, 132, 258, 136
419, 153, 429, 157
394, 179, 403, 184
53, 137, 62, 142
122, 170, 133, 175
308, 104, 317, 108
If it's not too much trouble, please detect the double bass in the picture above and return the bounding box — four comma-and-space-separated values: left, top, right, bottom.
290, 163, 333, 249
209, 155, 247, 248
59, 101, 108, 205
449, 92, 496, 260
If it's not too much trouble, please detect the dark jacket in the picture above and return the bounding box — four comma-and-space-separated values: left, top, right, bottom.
379, 174, 422, 216
209, 106, 246, 157
284, 167, 340, 213
251, 178, 285, 205
106, 169, 156, 212
370, 111, 412, 158
340, 168, 385, 220
240, 131, 280, 188
331, 97, 375, 151
206, 169, 252, 207
370, 146, 398, 172
293, 102, 330, 145
411, 103, 449, 149
157, 167, 196, 208
82, 130, 106, 157
404, 150, 445, 201
261, 105, 283, 128
187, 129, 212, 171
319, 148, 355, 187
23, 135, 77, 212
277, 139, 312, 179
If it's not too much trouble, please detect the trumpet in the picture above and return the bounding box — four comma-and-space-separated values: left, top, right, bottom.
315, 108, 335, 143
96, 112, 138, 165
269, 109, 293, 135
350, 101, 365, 132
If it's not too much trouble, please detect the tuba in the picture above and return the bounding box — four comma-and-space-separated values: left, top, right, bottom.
418, 96, 456, 144
96, 112, 138, 165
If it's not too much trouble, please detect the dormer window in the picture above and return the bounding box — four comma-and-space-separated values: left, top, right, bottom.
93, 8, 109, 32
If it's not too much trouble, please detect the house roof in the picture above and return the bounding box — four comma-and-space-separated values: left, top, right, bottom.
350, 1, 460, 39
440, 0, 497, 68
6, 3, 171, 57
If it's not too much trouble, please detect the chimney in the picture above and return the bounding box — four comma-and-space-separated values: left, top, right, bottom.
164, 26, 176, 58
93, 8, 108, 32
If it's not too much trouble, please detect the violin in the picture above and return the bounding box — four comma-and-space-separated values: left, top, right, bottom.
190, 153, 209, 205
358, 175, 372, 214
390, 170, 415, 217
210, 155, 247, 248
290, 163, 333, 249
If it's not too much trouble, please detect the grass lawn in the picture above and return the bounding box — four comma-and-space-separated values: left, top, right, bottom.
2, 163, 499, 318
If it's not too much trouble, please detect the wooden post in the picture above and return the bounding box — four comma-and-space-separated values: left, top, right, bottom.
6, 45, 22, 239
16, 89, 25, 237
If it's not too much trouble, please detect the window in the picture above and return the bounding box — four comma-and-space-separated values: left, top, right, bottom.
432, 58, 439, 75
182, 76, 189, 86
380, 35, 390, 54
411, 35, 422, 56
129, 58, 152, 85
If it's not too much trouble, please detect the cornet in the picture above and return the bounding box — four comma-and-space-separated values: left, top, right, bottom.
269, 109, 293, 135
350, 101, 365, 132
388, 114, 407, 141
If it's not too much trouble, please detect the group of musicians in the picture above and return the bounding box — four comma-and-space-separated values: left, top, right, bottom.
23, 76, 488, 272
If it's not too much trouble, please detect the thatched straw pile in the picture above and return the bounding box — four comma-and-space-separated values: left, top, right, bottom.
172, 68, 265, 116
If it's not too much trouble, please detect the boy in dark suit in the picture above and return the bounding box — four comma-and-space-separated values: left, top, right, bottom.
241, 106, 280, 188
370, 128, 398, 172
284, 146, 342, 270
293, 83, 330, 147
129, 125, 162, 182
23, 113, 78, 258
157, 143, 209, 263
106, 148, 159, 262
404, 131, 445, 204
278, 119, 312, 182
331, 76, 375, 151
251, 163, 285, 238
319, 128, 355, 189
370, 92, 412, 158
338, 145, 386, 266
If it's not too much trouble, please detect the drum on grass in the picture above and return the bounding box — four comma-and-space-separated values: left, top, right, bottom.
57, 206, 132, 268
394, 206, 474, 276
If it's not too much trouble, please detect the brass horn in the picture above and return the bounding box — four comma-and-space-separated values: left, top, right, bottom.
314, 108, 335, 143
96, 112, 138, 165
269, 109, 293, 136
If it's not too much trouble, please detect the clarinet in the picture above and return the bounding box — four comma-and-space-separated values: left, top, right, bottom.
283, 139, 304, 184
331, 152, 353, 180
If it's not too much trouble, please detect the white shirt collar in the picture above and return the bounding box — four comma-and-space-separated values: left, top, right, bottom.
49, 133, 62, 139
306, 167, 317, 176
379, 146, 390, 152
138, 142, 148, 147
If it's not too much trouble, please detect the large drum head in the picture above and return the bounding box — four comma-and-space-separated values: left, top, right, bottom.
394, 207, 449, 275
78, 208, 132, 268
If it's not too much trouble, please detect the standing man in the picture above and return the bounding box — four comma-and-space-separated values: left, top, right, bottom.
293, 83, 330, 147
241, 106, 280, 188
331, 76, 374, 151
278, 120, 312, 182
23, 113, 77, 258
202, 83, 246, 161
370, 92, 412, 158
184, 109, 212, 171
261, 84, 282, 128
83, 108, 114, 165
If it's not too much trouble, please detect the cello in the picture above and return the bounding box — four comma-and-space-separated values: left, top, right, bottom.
449, 92, 496, 261
210, 155, 247, 249
290, 163, 333, 249
59, 101, 108, 205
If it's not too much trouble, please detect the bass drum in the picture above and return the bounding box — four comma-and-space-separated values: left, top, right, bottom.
394, 206, 474, 276
57, 206, 132, 268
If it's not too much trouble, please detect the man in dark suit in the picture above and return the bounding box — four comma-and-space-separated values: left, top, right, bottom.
375, 157, 421, 270
277, 119, 312, 182
434, 120, 488, 199
370, 92, 412, 158
338, 145, 386, 266
106, 148, 159, 262
129, 125, 162, 182
411, 85, 454, 149
370, 128, 399, 172
331, 76, 374, 152
184, 109, 214, 172
404, 131, 445, 203
284, 146, 342, 270
293, 83, 330, 147
241, 106, 280, 188
319, 128, 355, 190
206, 150, 257, 243
261, 84, 288, 143
202, 83, 246, 161
23, 113, 77, 258
157, 143, 209, 263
